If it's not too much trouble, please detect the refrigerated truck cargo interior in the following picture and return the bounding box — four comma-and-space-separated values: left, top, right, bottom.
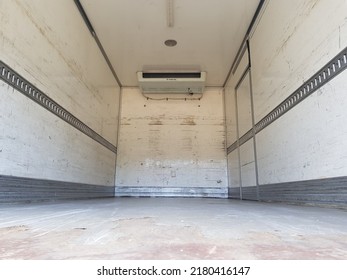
1, 0, 347, 260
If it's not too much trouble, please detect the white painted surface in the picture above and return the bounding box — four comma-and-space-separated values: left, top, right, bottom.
79, 0, 259, 86
0, 0, 120, 185
257, 71, 347, 184
236, 72, 252, 137
224, 47, 251, 188
225, 0, 347, 188
116, 88, 227, 189
251, 0, 347, 123
224, 86, 237, 147
0, 82, 116, 185
225, 50, 249, 146
250, 0, 347, 184
1, 0, 346, 193
227, 150, 240, 190
239, 139, 256, 188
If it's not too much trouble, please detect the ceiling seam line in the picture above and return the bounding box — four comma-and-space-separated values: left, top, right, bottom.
73, 0, 122, 87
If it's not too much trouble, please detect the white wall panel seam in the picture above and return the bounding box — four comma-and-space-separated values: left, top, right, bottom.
247, 41, 260, 200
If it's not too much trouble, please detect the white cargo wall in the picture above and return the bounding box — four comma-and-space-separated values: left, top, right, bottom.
116, 88, 228, 197
225, 0, 347, 205
0, 0, 120, 202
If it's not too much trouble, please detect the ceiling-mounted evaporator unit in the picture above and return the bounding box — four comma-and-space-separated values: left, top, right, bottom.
137, 71, 206, 94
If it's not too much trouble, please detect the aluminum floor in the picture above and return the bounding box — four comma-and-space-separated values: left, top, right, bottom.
0, 197, 347, 259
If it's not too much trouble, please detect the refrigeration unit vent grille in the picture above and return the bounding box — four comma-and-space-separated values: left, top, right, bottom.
137, 71, 206, 94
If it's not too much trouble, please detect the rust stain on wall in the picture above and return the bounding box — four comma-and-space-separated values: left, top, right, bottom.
180, 116, 196, 125
149, 120, 163, 125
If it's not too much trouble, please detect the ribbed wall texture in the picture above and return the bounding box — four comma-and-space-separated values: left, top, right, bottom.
229, 177, 347, 207
0, 175, 115, 203
259, 177, 347, 207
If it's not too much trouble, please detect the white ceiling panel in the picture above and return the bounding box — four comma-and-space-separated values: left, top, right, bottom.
80, 0, 260, 86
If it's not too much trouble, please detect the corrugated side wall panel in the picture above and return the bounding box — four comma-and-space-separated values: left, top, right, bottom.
0, 0, 120, 202
225, 0, 347, 206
